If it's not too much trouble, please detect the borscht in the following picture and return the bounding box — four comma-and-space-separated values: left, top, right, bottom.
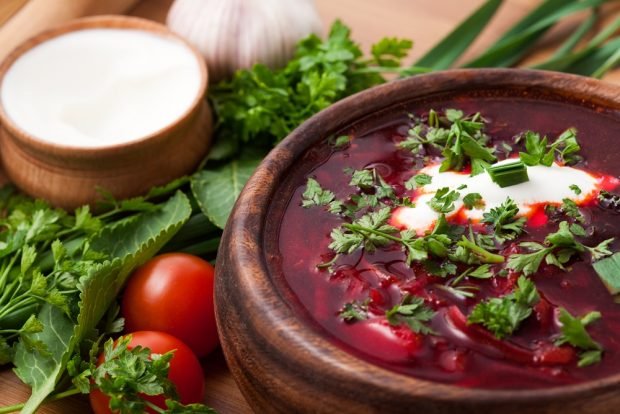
274, 96, 620, 389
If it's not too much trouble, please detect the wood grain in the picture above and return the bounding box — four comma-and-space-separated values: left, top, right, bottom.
0, 1, 619, 413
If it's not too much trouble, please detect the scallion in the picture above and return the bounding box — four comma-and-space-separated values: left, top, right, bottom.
487, 160, 529, 188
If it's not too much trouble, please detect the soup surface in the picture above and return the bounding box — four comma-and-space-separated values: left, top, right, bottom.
274, 96, 620, 389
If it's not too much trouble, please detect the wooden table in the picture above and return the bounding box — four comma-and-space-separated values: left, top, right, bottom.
0, 0, 619, 413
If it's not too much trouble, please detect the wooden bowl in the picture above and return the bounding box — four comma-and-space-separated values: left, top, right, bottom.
0, 15, 211, 210
216, 69, 620, 414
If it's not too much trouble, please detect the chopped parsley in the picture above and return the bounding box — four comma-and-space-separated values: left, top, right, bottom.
555, 308, 603, 367
428, 187, 460, 213
386, 295, 435, 335
518, 128, 581, 166
405, 173, 432, 190
507, 221, 614, 275
481, 198, 526, 242
339, 301, 369, 322
302, 178, 335, 208
462, 193, 484, 210
468, 276, 540, 339
569, 184, 582, 195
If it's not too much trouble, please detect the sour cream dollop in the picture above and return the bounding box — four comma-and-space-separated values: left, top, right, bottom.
392, 160, 604, 234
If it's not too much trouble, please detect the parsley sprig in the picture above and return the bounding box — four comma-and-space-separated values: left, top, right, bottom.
555, 308, 603, 367
69, 336, 216, 414
518, 128, 581, 166
507, 221, 613, 276
468, 276, 540, 339
386, 295, 436, 335
481, 197, 526, 242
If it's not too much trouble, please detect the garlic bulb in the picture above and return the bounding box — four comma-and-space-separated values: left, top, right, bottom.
167, 0, 323, 83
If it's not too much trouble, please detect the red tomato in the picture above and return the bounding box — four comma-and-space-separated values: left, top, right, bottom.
121, 253, 218, 357
90, 331, 205, 414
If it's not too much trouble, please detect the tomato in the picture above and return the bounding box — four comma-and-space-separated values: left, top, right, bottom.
90, 331, 205, 414
121, 253, 218, 357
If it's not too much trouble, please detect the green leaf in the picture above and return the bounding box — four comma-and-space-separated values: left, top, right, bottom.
593, 252, 620, 297
414, 0, 503, 70
465, 0, 606, 67
191, 149, 264, 229
555, 307, 603, 365
14, 193, 191, 414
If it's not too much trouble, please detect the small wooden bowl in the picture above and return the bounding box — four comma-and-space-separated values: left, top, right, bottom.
216, 69, 620, 414
0, 15, 211, 210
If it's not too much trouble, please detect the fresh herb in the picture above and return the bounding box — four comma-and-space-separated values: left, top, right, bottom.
555, 308, 603, 367
329, 207, 396, 254
386, 295, 435, 335
404, 173, 433, 190
428, 187, 461, 213
463, 193, 484, 209
593, 252, 620, 298
561, 198, 585, 223
439, 113, 496, 175
518, 128, 581, 167
507, 221, 613, 275
570, 184, 582, 195
339, 301, 369, 322
487, 160, 529, 188
332, 135, 352, 148
69, 335, 216, 414
481, 198, 526, 242
468, 276, 539, 338
349, 169, 375, 189
454, 235, 505, 264
302, 178, 336, 208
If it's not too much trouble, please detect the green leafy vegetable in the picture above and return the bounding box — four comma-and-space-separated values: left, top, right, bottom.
468, 276, 539, 338
428, 187, 461, 214
519, 128, 581, 167
404, 173, 432, 190
507, 221, 612, 276
14, 193, 192, 413
301, 178, 336, 208
386, 295, 435, 335
339, 301, 369, 322
555, 308, 603, 367
593, 252, 620, 298
481, 197, 526, 242
413, 0, 503, 70
191, 149, 264, 229
463, 193, 484, 210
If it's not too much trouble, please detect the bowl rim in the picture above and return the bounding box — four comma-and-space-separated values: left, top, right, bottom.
218, 68, 620, 407
0, 14, 208, 156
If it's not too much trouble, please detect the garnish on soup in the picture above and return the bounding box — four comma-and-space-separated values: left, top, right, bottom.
278, 99, 620, 389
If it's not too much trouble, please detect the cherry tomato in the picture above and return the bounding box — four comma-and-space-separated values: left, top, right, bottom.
90, 331, 205, 414
121, 253, 218, 357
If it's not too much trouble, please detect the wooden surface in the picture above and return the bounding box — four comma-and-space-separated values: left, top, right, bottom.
0, 0, 619, 413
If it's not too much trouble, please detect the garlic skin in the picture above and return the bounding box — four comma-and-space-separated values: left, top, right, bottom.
166, 0, 323, 83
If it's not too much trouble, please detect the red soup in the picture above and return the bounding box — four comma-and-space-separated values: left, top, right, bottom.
271, 96, 620, 389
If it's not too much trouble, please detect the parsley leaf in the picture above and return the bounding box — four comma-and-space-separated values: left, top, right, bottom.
462, 193, 484, 210
518, 128, 581, 167
386, 295, 435, 335
555, 308, 603, 367
440, 113, 496, 175
302, 178, 335, 208
404, 173, 433, 190
428, 187, 460, 213
339, 301, 369, 322
468, 276, 539, 339
481, 198, 526, 242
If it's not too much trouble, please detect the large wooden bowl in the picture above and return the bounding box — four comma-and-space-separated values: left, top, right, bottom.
215, 69, 620, 414
0, 15, 211, 210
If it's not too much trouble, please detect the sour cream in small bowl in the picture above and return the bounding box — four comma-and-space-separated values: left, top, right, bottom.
0, 15, 211, 209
